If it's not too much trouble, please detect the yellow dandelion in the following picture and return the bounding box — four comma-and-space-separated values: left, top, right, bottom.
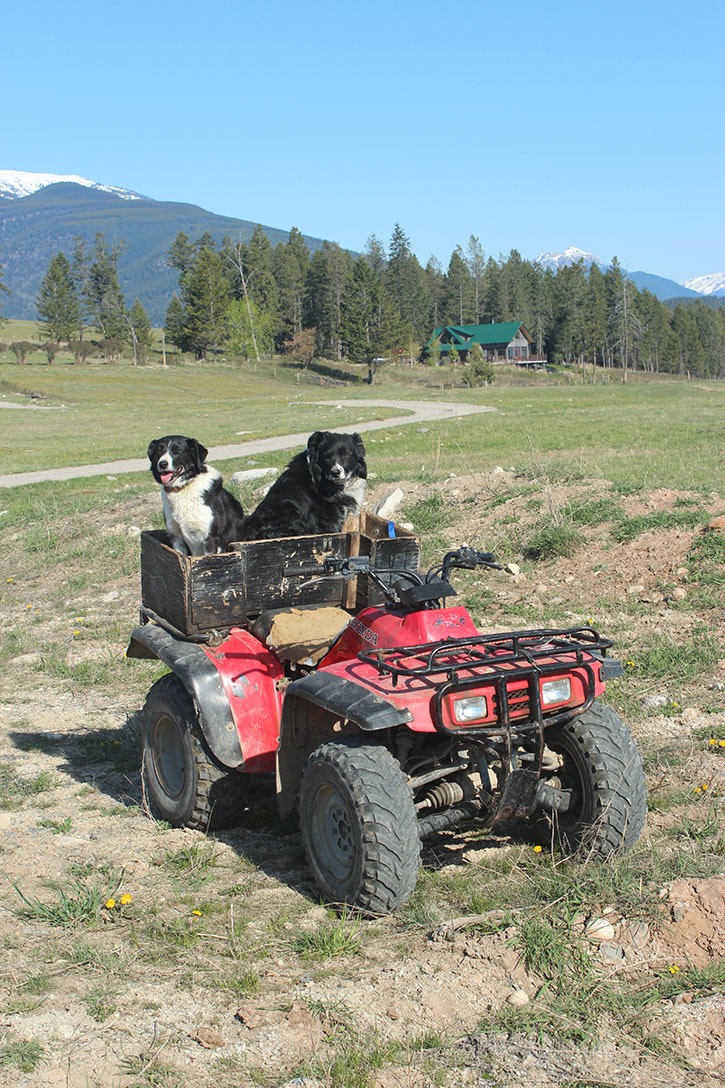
708, 738, 718, 746
104, 898, 117, 910
6, 577, 14, 583
120, 893, 133, 906
668, 964, 681, 975
73, 629, 81, 635
701, 783, 709, 791
191, 909, 202, 917
533, 845, 543, 854
719, 740, 725, 749
694, 787, 702, 794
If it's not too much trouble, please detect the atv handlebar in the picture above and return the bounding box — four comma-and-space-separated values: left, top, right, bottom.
284, 547, 502, 608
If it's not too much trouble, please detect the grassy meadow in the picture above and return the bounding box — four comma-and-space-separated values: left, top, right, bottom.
1, 352, 723, 489
0, 351, 723, 1087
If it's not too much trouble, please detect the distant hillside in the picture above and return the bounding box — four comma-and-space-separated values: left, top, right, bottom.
626, 271, 700, 301
0, 183, 326, 324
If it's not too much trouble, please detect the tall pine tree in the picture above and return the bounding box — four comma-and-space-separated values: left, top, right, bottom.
37, 252, 81, 342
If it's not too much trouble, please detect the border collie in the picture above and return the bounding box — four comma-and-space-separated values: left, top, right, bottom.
241, 431, 367, 540
148, 435, 246, 555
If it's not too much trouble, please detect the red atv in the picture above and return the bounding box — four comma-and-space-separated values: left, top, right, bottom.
128, 542, 646, 914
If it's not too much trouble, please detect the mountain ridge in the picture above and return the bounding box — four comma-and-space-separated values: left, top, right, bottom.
0, 171, 722, 322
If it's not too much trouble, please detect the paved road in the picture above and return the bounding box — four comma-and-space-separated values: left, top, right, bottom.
0, 399, 495, 488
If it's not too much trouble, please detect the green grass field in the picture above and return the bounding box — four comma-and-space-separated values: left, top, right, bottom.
0, 352, 723, 1088
1, 357, 723, 494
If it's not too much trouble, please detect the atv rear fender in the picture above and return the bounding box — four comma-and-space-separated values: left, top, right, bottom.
127, 624, 284, 773
276, 671, 412, 819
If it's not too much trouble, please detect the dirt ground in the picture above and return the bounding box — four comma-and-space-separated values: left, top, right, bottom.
0, 470, 723, 1088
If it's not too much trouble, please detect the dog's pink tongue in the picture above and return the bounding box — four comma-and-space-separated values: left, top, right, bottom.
160, 472, 174, 484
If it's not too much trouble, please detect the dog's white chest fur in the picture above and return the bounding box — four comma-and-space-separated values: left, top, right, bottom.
162, 469, 219, 555
344, 476, 367, 514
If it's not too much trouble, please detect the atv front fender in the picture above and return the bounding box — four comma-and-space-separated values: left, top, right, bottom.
276, 671, 412, 819
127, 624, 243, 770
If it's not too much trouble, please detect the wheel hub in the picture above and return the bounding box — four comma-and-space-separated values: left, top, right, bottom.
152, 713, 187, 799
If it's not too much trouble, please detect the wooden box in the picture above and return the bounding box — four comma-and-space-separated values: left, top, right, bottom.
139, 513, 420, 638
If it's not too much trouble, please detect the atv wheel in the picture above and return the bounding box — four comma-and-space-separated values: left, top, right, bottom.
141, 673, 244, 831
299, 740, 420, 914
537, 702, 646, 855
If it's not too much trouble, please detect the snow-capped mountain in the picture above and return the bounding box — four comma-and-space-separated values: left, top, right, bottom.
684, 272, 725, 297
535, 247, 607, 272
0, 169, 142, 201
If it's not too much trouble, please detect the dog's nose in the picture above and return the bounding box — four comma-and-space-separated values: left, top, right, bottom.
330, 464, 344, 479
158, 459, 169, 470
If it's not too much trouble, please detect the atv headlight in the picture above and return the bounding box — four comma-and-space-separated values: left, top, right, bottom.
541, 677, 572, 706
452, 695, 488, 723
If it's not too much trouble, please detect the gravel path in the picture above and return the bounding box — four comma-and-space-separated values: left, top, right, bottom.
0, 399, 494, 488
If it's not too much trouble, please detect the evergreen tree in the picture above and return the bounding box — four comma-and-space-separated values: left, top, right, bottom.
0, 250, 10, 330
164, 295, 186, 352
127, 299, 154, 364
70, 236, 91, 334
180, 246, 231, 358
340, 255, 396, 382
244, 224, 278, 316
37, 252, 81, 342
304, 242, 353, 358
385, 224, 428, 345
273, 227, 310, 342
442, 246, 474, 325
86, 233, 127, 339
168, 231, 196, 275
423, 256, 446, 331
466, 235, 487, 323
363, 234, 387, 277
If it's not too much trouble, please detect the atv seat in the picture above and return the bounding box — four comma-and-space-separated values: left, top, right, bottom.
250, 605, 350, 666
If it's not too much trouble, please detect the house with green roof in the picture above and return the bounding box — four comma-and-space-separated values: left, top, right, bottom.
423, 321, 535, 363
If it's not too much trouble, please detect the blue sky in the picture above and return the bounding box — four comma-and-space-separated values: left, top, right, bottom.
3, 0, 723, 283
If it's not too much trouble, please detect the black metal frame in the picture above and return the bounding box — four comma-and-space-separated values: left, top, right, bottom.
358, 626, 611, 738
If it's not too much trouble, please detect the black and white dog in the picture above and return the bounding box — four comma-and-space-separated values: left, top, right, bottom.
241, 431, 367, 540
148, 435, 246, 555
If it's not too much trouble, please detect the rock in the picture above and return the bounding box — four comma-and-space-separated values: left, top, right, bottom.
491, 466, 505, 475
374, 488, 405, 520
705, 515, 725, 533
400, 521, 414, 531
504, 562, 521, 576
599, 942, 625, 963
676, 567, 689, 580
230, 467, 277, 483
191, 1026, 225, 1049
102, 590, 120, 603
584, 917, 616, 943
127, 525, 141, 538
507, 989, 530, 1007
625, 919, 650, 949
670, 586, 687, 601
642, 693, 668, 710
626, 584, 645, 596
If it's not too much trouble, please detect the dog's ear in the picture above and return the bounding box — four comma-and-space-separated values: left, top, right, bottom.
352, 433, 367, 479
307, 431, 324, 455
306, 431, 323, 482
147, 439, 159, 462
190, 439, 208, 470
